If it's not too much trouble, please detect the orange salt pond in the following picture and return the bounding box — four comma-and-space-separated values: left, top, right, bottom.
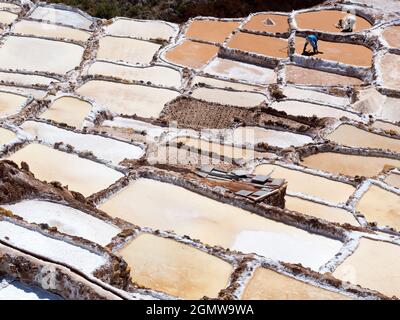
295, 37, 373, 67
185, 20, 240, 43
285, 65, 362, 86
356, 185, 400, 231
385, 173, 400, 189
164, 40, 219, 69
118, 234, 232, 299
244, 14, 289, 34
227, 32, 288, 58
295, 10, 372, 33
333, 238, 400, 298
242, 268, 350, 300
301, 152, 400, 177
383, 25, 400, 48
327, 124, 400, 153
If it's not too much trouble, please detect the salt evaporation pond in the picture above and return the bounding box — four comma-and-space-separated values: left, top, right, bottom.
385, 173, 400, 189
244, 13, 289, 33
0, 71, 56, 86
0, 127, 16, 146
29, 6, 92, 29
0, 91, 27, 118
185, 20, 240, 43
383, 25, 400, 48
0, 278, 62, 300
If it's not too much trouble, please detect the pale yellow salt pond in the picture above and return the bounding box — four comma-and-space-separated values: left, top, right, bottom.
286, 196, 359, 226
0, 71, 56, 86
356, 185, 400, 230
327, 124, 400, 153
191, 87, 266, 107
381, 53, 400, 90
0, 91, 27, 118
0, 127, 16, 146
0, 36, 84, 74
7, 143, 123, 197
242, 268, 350, 300
0, 11, 17, 25
119, 234, 232, 299
372, 121, 400, 134
97, 36, 161, 65
191, 76, 264, 92
301, 152, 400, 177
254, 164, 355, 203
385, 173, 400, 189
13, 20, 91, 42
76, 80, 179, 118
333, 238, 400, 298
40, 96, 92, 129
100, 178, 343, 271
87, 61, 181, 88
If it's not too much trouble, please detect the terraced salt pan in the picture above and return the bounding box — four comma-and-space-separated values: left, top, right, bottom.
285, 65, 362, 86
40, 96, 92, 129
285, 196, 359, 226
372, 121, 400, 134
0, 10, 17, 24
282, 87, 350, 107
185, 20, 240, 43
227, 33, 288, 58
191, 76, 264, 92
119, 234, 232, 299
270, 100, 359, 120
0, 91, 27, 118
97, 36, 161, 65
381, 53, 400, 90
164, 40, 219, 69
242, 268, 350, 300
385, 173, 400, 189
327, 124, 400, 153
88, 61, 181, 88
301, 153, 400, 177
0, 221, 106, 274
0, 36, 84, 74
244, 14, 289, 33
295, 37, 373, 67
333, 238, 400, 298
203, 57, 276, 85
383, 25, 400, 48
295, 10, 372, 33
0, 278, 62, 300
76, 80, 180, 118
106, 19, 177, 40
29, 6, 92, 29
356, 185, 400, 230
2, 200, 120, 246
102, 117, 165, 140
254, 164, 355, 203
21, 121, 144, 165
381, 97, 400, 122
13, 20, 91, 42
100, 178, 343, 271
7, 143, 123, 197
0, 127, 16, 146
0, 71, 56, 86
191, 87, 266, 107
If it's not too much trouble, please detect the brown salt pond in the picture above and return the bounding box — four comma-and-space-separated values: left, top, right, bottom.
327, 124, 400, 153
295, 37, 372, 67
244, 14, 289, 34
227, 32, 288, 58
0, 128, 16, 146
164, 40, 219, 69
383, 25, 400, 48
6, 143, 123, 197
385, 172, 400, 189
100, 178, 343, 271
295, 10, 372, 33
76, 80, 180, 118
285, 65, 363, 86
254, 164, 355, 203
333, 238, 400, 297
286, 196, 359, 226
118, 234, 232, 299
40, 96, 92, 129
381, 53, 400, 90
301, 153, 400, 178
0, 91, 27, 118
356, 185, 400, 230
242, 268, 350, 300
0, 11, 17, 25
97, 36, 161, 65
185, 20, 240, 43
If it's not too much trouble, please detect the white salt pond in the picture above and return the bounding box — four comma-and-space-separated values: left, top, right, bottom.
0, 36, 84, 74
0, 85, 47, 99
191, 87, 266, 107
0, 11, 17, 24
0, 278, 62, 300
0, 127, 16, 146
29, 6, 92, 29
191, 76, 264, 92
0, 221, 106, 274
100, 178, 343, 271
97, 36, 161, 65
119, 234, 232, 299
77, 80, 180, 118
7, 143, 123, 197
281, 87, 350, 108
2, 200, 120, 246
102, 117, 166, 140
0, 91, 27, 118
254, 164, 355, 203
0, 3, 20, 11
0, 71, 56, 86
87, 62, 181, 88
21, 121, 145, 165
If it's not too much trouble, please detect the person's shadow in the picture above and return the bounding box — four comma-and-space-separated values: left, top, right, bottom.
302, 50, 323, 56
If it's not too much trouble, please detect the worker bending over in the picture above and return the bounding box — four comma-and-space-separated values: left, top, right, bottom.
303, 34, 319, 55
337, 14, 356, 32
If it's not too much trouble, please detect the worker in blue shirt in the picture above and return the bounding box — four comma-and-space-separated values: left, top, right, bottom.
303, 34, 319, 55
